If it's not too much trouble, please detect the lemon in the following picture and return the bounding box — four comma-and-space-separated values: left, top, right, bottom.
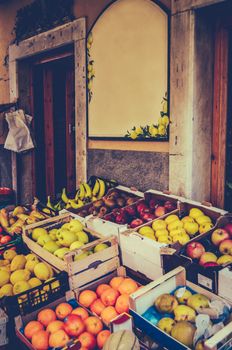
130, 131, 138, 140
162, 116, 169, 126
0, 271, 10, 287
163, 100, 168, 114
149, 126, 158, 137
135, 127, 143, 134
158, 125, 166, 136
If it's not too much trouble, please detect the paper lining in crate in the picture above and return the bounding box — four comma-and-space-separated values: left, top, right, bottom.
174, 214, 232, 294
22, 212, 120, 288
129, 266, 232, 350
76, 265, 152, 327
15, 290, 109, 350
120, 198, 227, 280
86, 188, 179, 238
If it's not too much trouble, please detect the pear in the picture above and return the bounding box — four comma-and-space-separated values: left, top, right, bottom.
49, 229, 58, 241
54, 247, 70, 260
158, 236, 172, 244
157, 317, 176, 334
189, 208, 204, 220
143, 232, 156, 240
155, 229, 169, 238
196, 215, 212, 225
139, 226, 154, 236
187, 294, 209, 311
174, 305, 196, 322
58, 230, 77, 247
168, 220, 183, 232
94, 243, 108, 253
154, 294, 178, 313
165, 215, 179, 225
75, 231, 89, 244
32, 227, 48, 241
43, 241, 59, 253
184, 222, 199, 236
174, 288, 192, 304
152, 220, 166, 231
217, 255, 232, 265
61, 223, 71, 231
199, 222, 214, 234
181, 216, 195, 224
68, 219, 84, 232
171, 321, 196, 347
70, 241, 84, 251
37, 234, 52, 246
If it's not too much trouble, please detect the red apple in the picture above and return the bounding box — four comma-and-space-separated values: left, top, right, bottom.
224, 223, 232, 236
155, 206, 166, 217
125, 206, 137, 217
211, 229, 230, 246
186, 242, 205, 259
136, 202, 149, 214
0, 236, 12, 245
140, 213, 156, 222
199, 252, 217, 266
130, 218, 144, 228
63, 314, 85, 337
203, 262, 219, 267
164, 201, 176, 212
219, 239, 232, 255
0, 227, 3, 234
115, 213, 128, 225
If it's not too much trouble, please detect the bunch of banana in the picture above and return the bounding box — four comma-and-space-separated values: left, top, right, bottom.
0, 207, 48, 235
46, 178, 108, 211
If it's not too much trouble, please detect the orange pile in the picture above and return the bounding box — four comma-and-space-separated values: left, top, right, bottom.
24, 302, 111, 350
78, 276, 139, 324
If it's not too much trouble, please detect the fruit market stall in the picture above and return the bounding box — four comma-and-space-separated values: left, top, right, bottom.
0, 180, 232, 349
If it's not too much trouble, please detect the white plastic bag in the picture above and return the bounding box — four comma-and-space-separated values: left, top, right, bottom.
4, 109, 34, 153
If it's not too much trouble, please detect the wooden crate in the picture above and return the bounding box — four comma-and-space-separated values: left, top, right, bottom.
129, 267, 232, 350
15, 290, 105, 350
87, 189, 179, 238
76, 266, 151, 326
22, 213, 120, 287
120, 199, 227, 278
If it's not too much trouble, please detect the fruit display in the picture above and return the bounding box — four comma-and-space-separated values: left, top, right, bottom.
102, 329, 140, 350
0, 243, 68, 315
25, 217, 111, 263
184, 221, 232, 267
136, 207, 215, 246
102, 194, 177, 228
17, 298, 111, 350
130, 267, 232, 350
0, 206, 50, 236
78, 273, 140, 325
76, 188, 141, 219
45, 177, 117, 211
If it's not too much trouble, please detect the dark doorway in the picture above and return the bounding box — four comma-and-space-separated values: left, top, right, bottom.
32, 54, 75, 201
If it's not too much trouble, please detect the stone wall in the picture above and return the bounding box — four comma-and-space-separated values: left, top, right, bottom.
87, 149, 169, 192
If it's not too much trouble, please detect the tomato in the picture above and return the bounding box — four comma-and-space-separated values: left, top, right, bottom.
0, 236, 12, 244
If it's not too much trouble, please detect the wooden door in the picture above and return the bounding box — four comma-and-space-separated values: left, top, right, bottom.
32, 54, 75, 200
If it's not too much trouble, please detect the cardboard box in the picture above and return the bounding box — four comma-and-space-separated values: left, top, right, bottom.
174, 215, 232, 294
23, 213, 120, 288
129, 267, 232, 350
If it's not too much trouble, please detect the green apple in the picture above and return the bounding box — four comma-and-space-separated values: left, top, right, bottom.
54, 247, 70, 260
43, 241, 59, 253
69, 219, 84, 232
58, 230, 77, 247
32, 228, 48, 241
70, 241, 84, 251
49, 229, 58, 241
74, 252, 89, 261
37, 234, 52, 246
75, 231, 89, 244
94, 243, 108, 253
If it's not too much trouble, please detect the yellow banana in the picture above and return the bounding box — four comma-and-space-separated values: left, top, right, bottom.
97, 179, 106, 199
92, 196, 97, 202
47, 196, 55, 210
43, 208, 51, 214
29, 210, 46, 220
92, 179, 100, 196
17, 214, 30, 223
70, 199, 84, 209
61, 188, 69, 204
83, 183, 92, 198
65, 203, 72, 209
78, 184, 85, 200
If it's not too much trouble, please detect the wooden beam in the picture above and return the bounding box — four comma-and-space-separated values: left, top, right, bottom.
211, 26, 228, 208
43, 67, 55, 196
88, 140, 169, 153
74, 36, 87, 186
172, 0, 226, 14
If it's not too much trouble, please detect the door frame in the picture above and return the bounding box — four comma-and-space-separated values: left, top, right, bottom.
211, 13, 232, 208
8, 18, 87, 200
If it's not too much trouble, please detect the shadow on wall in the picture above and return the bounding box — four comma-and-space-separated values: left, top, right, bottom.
87, 149, 169, 192
0, 146, 12, 187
